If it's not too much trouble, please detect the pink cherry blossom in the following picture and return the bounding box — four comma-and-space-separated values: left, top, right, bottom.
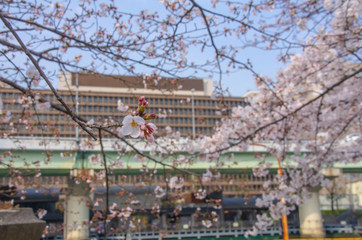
88, 154, 101, 165
37, 209, 47, 219
119, 207, 133, 218
117, 99, 129, 112
194, 189, 207, 200
169, 176, 184, 189
141, 122, 157, 143
35, 102, 51, 112
202, 219, 212, 228
154, 186, 166, 198
26, 66, 40, 86
121, 115, 145, 138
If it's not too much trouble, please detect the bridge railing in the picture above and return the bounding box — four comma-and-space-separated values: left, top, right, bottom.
94, 222, 282, 240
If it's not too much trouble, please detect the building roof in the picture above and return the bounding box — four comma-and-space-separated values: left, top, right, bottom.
58, 72, 213, 96
71, 73, 205, 92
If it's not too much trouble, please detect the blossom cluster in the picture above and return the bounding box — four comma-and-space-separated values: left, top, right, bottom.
188, 0, 362, 235
120, 96, 157, 143
26, 66, 41, 87
0, 97, 11, 122
15, 93, 51, 113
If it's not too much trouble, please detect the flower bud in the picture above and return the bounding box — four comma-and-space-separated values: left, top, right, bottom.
138, 106, 145, 114
138, 96, 145, 105
144, 113, 157, 120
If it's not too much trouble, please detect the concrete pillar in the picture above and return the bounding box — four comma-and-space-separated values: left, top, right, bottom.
64, 178, 90, 240
190, 214, 196, 228
161, 214, 167, 229
299, 190, 325, 238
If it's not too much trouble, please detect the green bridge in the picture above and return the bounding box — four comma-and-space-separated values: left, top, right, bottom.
1, 137, 361, 240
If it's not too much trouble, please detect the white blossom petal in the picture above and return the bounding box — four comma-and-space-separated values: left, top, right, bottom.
121, 125, 133, 136
122, 115, 133, 125
133, 116, 145, 125
130, 126, 140, 138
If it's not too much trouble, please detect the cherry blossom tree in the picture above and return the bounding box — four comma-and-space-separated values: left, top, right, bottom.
0, 0, 361, 237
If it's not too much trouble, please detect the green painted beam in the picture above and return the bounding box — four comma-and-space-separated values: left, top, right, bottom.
0, 150, 361, 177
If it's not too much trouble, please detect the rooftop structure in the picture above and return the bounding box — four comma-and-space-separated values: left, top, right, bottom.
58, 72, 213, 96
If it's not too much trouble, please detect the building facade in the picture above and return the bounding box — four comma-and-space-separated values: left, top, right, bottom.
1, 72, 246, 138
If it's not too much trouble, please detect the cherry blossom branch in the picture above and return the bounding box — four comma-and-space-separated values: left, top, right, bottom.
98, 129, 109, 237
0, 51, 29, 87
219, 54, 289, 110
190, 0, 222, 82
314, 96, 324, 152
101, 128, 202, 180
217, 67, 362, 153
0, 38, 121, 81
0, 13, 97, 139
0, 76, 99, 138
189, 1, 306, 48
2, 15, 197, 78
323, 111, 361, 158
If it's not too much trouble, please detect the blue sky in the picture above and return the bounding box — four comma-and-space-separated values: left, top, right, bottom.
6, 0, 288, 97
117, 0, 287, 97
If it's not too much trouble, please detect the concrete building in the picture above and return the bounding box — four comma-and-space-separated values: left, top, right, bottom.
0, 72, 246, 138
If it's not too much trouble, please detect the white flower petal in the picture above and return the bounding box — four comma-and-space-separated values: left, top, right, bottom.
146, 134, 154, 143
148, 123, 157, 131
121, 125, 132, 136
130, 127, 140, 138
122, 115, 133, 125
133, 116, 145, 125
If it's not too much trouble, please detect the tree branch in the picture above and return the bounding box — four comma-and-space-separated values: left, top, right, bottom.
0, 14, 97, 140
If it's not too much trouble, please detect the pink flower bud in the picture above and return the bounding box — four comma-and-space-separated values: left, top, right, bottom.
138, 96, 145, 105
149, 113, 157, 119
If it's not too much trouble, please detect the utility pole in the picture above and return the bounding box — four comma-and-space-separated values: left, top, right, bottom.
191, 88, 195, 138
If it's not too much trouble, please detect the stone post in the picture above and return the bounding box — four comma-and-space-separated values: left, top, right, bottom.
299, 189, 325, 238
64, 177, 90, 240
0, 208, 45, 240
